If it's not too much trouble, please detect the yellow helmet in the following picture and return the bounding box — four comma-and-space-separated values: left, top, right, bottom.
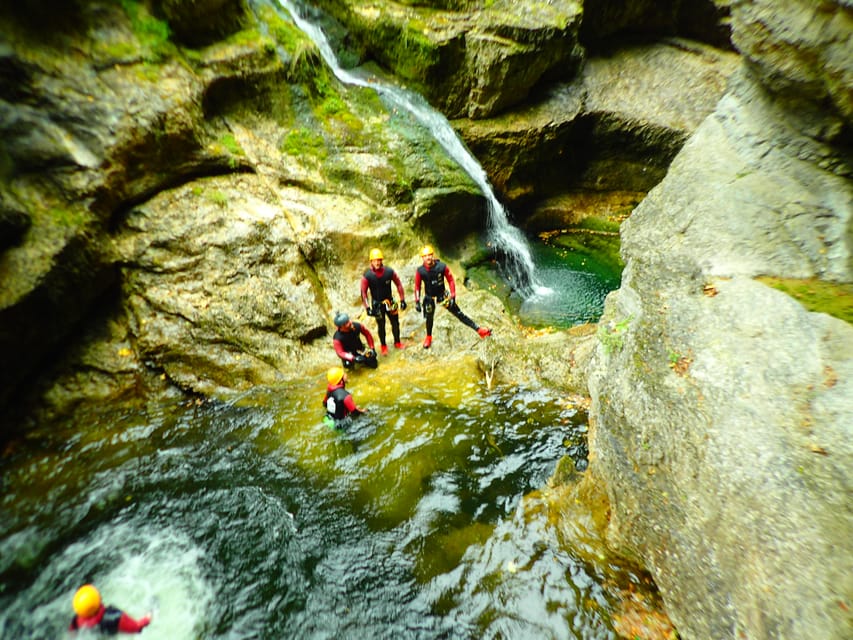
326, 367, 345, 385
73, 584, 101, 617
420, 245, 434, 257
369, 248, 384, 261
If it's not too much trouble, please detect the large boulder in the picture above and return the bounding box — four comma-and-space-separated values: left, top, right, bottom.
585, 0, 853, 637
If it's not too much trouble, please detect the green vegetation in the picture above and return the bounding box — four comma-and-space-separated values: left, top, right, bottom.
118, 0, 173, 62
598, 314, 633, 355
394, 21, 439, 81
759, 277, 853, 325
45, 206, 91, 229
280, 127, 327, 158
207, 190, 229, 208
219, 133, 244, 156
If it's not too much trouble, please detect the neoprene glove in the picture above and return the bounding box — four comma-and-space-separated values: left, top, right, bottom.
354, 354, 366, 364
415, 301, 421, 313
400, 300, 407, 311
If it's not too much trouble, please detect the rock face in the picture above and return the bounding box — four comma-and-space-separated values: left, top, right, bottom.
1, 1, 850, 638
308, 0, 585, 118
453, 39, 739, 208
587, 1, 853, 638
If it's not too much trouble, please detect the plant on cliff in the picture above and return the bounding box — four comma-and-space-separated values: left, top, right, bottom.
758, 277, 853, 325
598, 315, 632, 355
118, 0, 173, 63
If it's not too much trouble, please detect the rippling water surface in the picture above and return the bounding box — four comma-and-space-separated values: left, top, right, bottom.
519, 235, 623, 328
1, 360, 656, 639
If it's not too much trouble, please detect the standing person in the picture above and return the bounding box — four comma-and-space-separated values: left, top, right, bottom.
69, 584, 152, 634
413, 245, 491, 349
332, 312, 378, 369
360, 248, 408, 355
322, 366, 366, 429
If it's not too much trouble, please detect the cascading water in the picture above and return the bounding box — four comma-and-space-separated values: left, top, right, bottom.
276, 0, 550, 299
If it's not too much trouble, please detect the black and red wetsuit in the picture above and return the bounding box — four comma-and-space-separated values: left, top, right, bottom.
332, 321, 377, 368
414, 259, 478, 336
323, 382, 363, 428
361, 266, 406, 347
70, 605, 150, 634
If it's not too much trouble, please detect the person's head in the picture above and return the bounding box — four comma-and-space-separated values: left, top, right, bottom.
326, 366, 346, 386
420, 245, 435, 267
333, 312, 353, 331
73, 584, 102, 618
369, 248, 384, 270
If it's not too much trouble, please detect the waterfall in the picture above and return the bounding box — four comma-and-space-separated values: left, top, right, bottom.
276, 0, 549, 298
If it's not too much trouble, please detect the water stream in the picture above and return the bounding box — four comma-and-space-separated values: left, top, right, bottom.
0, 362, 661, 638
276, 0, 548, 298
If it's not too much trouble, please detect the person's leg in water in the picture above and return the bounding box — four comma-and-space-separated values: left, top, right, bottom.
423, 296, 435, 348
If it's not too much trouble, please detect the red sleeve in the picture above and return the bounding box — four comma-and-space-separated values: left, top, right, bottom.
444, 265, 457, 297
414, 270, 422, 301
359, 323, 375, 349
333, 338, 353, 361
392, 270, 405, 301
117, 612, 151, 633
343, 394, 360, 414
360, 277, 370, 307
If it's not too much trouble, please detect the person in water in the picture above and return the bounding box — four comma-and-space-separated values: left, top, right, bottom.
332, 312, 378, 369
413, 245, 491, 349
360, 248, 407, 355
69, 584, 152, 634
323, 366, 366, 429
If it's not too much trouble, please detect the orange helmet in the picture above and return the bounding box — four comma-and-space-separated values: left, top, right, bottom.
420, 245, 434, 258
326, 367, 345, 385
73, 584, 101, 617
369, 248, 384, 261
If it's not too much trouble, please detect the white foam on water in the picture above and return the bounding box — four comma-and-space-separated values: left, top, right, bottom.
2, 521, 215, 639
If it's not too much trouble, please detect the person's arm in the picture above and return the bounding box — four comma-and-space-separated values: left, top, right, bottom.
360, 276, 371, 310
359, 324, 375, 350
343, 394, 364, 414
117, 611, 152, 633
413, 271, 422, 303
333, 338, 354, 362
444, 265, 457, 298
392, 270, 406, 303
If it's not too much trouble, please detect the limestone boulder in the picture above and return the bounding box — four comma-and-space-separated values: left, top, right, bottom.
585, 2, 853, 635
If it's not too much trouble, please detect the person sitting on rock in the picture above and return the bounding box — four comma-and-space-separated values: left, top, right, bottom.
413, 245, 491, 349
69, 584, 152, 635
332, 312, 378, 369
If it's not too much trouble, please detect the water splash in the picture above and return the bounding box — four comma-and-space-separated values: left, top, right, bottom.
277, 0, 550, 298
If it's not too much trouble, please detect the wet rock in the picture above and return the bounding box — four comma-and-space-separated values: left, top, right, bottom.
586, 1, 853, 637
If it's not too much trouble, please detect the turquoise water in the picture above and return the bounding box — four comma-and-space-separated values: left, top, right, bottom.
519, 236, 623, 328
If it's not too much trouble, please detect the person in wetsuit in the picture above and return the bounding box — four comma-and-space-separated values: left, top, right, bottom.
323, 366, 366, 429
360, 248, 408, 355
69, 584, 152, 635
332, 312, 378, 369
413, 245, 491, 349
